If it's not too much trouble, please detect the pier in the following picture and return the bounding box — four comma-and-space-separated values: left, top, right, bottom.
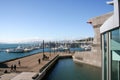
0, 52, 73, 80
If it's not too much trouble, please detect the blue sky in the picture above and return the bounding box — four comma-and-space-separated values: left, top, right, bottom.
0, 0, 113, 42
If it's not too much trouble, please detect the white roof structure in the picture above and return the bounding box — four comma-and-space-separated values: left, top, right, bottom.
100, 0, 120, 33
100, 15, 114, 33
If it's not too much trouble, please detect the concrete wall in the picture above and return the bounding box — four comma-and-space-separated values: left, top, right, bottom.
35, 55, 59, 80
73, 12, 113, 67
89, 12, 113, 54
73, 52, 101, 67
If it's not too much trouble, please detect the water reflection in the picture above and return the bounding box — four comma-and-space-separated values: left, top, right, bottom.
44, 58, 101, 80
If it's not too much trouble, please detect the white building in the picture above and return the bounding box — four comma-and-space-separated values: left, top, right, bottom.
100, 0, 120, 80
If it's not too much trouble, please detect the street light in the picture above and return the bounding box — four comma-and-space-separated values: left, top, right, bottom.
42, 40, 44, 60
49, 41, 51, 56
54, 41, 55, 54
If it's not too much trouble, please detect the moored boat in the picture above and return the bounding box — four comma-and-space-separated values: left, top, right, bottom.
6, 46, 24, 53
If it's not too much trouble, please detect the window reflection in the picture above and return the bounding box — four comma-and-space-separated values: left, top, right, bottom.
103, 33, 107, 80
111, 28, 120, 80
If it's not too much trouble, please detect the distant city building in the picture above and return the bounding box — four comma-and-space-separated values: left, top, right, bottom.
100, 0, 120, 80
76, 37, 93, 44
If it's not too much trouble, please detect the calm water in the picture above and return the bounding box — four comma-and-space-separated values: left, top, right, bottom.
0, 44, 83, 62
0, 48, 51, 62
44, 59, 101, 80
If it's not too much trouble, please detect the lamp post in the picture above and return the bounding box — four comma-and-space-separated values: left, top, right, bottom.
49, 41, 51, 56
43, 40, 44, 57
56, 41, 58, 53
54, 41, 55, 54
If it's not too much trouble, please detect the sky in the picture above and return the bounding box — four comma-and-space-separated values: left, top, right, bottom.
0, 0, 113, 43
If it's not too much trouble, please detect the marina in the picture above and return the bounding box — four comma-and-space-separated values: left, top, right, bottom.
0, 0, 117, 80
0, 43, 84, 62
0, 41, 96, 80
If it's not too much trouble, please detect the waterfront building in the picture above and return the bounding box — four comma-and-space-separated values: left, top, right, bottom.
100, 0, 120, 80
73, 8, 113, 68
76, 37, 93, 46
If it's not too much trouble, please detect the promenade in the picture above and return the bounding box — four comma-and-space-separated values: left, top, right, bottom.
0, 52, 72, 80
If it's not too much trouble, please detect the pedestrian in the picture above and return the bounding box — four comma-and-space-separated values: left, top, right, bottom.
38, 59, 41, 64
10, 64, 13, 72
18, 60, 21, 66
4, 69, 8, 73
13, 64, 16, 71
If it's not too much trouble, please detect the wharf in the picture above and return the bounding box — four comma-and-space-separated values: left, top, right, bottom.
0, 52, 73, 80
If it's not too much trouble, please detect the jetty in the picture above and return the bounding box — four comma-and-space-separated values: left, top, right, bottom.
0, 52, 73, 80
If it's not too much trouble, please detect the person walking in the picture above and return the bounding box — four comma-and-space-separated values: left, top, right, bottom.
18, 60, 21, 66
38, 59, 41, 64
10, 64, 13, 72
13, 64, 16, 71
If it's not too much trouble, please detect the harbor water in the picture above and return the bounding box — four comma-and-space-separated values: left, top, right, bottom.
0, 44, 83, 62
44, 58, 101, 80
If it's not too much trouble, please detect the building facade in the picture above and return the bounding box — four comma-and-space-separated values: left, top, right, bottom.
72, 13, 113, 67
100, 0, 120, 80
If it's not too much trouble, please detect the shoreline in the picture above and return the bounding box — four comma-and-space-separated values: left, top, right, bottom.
0, 48, 82, 63
0, 52, 43, 63
0, 52, 59, 74
0, 52, 73, 80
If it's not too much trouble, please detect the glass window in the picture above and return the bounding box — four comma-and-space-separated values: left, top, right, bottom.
111, 28, 120, 80
103, 33, 107, 80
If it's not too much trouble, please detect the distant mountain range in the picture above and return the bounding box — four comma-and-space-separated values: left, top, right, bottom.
0, 37, 93, 44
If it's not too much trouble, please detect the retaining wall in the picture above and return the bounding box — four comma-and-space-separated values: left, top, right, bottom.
73, 52, 101, 67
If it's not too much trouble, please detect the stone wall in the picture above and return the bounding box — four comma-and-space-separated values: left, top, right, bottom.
89, 12, 113, 54
73, 52, 101, 67
73, 12, 113, 67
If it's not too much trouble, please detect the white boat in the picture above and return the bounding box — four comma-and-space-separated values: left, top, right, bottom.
58, 45, 69, 50
84, 45, 91, 51
6, 46, 24, 53
24, 48, 33, 52
6, 49, 13, 53
51, 47, 58, 50
51, 45, 69, 51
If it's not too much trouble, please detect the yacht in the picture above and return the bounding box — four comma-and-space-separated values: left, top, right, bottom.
24, 48, 33, 52
6, 46, 24, 53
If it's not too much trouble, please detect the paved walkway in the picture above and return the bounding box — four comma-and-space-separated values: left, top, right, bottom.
11, 72, 37, 80
0, 53, 57, 73
0, 73, 18, 80
0, 52, 58, 80
0, 52, 73, 80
